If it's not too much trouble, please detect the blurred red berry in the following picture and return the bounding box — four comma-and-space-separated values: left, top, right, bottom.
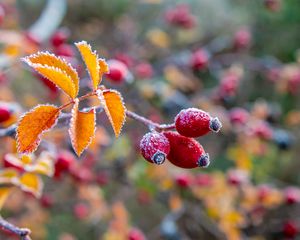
283, 221, 298, 238
219, 73, 241, 98
3, 153, 24, 172
257, 185, 272, 201
165, 4, 196, 29
229, 108, 249, 125
70, 167, 93, 183
73, 203, 89, 220
252, 121, 273, 140
194, 173, 213, 186
264, 0, 282, 12
24, 31, 41, 46
175, 174, 192, 188
50, 28, 70, 47
284, 187, 300, 205
105, 59, 129, 83
189, 49, 210, 71
54, 44, 75, 57
128, 228, 146, 240
0, 106, 11, 123
40, 194, 54, 208
54, 151, 75, 178
135, 62, 154, 79
115, 53, 134, 67
140, 132, 170, 165
163, 131, 210, 169
96, 171, 109, 186
0, 5, 5, 26
234, 28, 251, 49
175, 108, 222, 138
227, 169, 249, 186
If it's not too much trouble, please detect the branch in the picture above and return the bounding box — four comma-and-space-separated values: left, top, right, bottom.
0, 216, 31, 240
0, 106, 176, 138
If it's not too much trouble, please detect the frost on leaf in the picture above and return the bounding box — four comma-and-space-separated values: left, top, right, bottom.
97, 89, 126, 138
69, 98, 96, 156
16, 105, 60, 154
75, 41, 100, 90
22, 52, 78, 98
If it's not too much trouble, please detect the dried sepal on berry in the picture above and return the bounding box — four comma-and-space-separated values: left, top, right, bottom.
97, 89, 126, 138
163, 131, 210, 169
69, 98, 96, 156
75, 41, 100, 90
16, 105, 61, 153
22, 52, 78, 98
140, 132, 170, 165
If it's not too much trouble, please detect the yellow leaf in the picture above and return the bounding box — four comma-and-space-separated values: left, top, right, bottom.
16, 105, 61, 153
99, 58, 110, 78
18, 173, 43, 198
0, 169, 19, 185
75, 41, 100, 90
97, 90, 126, 137
23, 52, 79, 96
69, 98, 96, 156
25, 152, 54, 177
0, 187, 11, 209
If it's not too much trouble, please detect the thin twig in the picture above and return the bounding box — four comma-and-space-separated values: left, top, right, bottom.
0, 216, 31, 240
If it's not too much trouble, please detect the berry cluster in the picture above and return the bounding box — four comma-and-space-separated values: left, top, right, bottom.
139, 108, 222, 169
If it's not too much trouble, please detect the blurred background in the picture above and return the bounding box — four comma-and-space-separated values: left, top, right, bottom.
0, 0, 300, 239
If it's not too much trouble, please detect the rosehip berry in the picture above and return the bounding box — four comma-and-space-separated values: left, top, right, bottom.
264, 0, 281, 12
163, 131, 210, 169
175, 108, 222, 138
40, 194, 54, 208
105, 59, 129, 83
0, 106, 11, 123
0, 5, 5, 26
50, 28, 70, 47
284, 187, 300, 205
3, 153, 24, 172
128, 228, 146, 240
54, 44, 75, 57
194, 173, 213, 186
283, 221, 298, 238
140, 132, 170, 165
175, 174, 192, 188
234, 28, 251, 49
54, 151, 75, 178
229, 107, 249, 125
135, 62, 154, 79
73, 203, 89, 220
189, 49, 210, 71
227, 169, 249, 186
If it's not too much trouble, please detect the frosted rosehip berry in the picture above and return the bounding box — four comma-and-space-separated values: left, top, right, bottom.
140, 132, 170, 165
175, 108, 222, 138
0, 106, 11, 123
105, 59, 129, 84
189, 49, 210, 71
163, 131, 210, 169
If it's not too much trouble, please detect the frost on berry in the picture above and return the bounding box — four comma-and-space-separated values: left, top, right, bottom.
175, 108, 222, 138
140, 132, 170, 165
163, 131, 210, 169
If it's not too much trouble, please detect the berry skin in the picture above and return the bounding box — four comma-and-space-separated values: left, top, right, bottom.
0, 4, 5, 26
0, 106, 11, 123
284, 187, 300, 205
140, 132, 170, 165
128, 228, 146, 240
189, 49, 210, 71
50, 28, 70, 47
105, 59, 129, 84
175, 108, 222, 138
163, 131, 210, 169
283, 221, 298, 238
54, 151, 75, 178
73, 203, 89, 220
135, 62, 154, 79
175, 174, 192, 188
54, 44, 75, 57
234, 28, 251, 49
229, 107, 249, 125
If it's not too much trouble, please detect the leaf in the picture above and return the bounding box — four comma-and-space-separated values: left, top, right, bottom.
16, 105, 61, 153
0, 169, 19, 185
75, 41, 100, 90
25, 152, 54, 177
99, 58, 109, 78
18, 173, 43, 198
0, 188, 11, 209
97, 89, 126, 137
23, 52, 79, 96
69, 98, 96, 156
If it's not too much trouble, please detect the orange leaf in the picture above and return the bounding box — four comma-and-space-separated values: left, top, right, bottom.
69, 98, 96, 156
99, 58, 109, 78
0, 187, 11, 209
16, 105, 60, 153
97, 89, 126, 137
23, 52, 79, 96
18, 173, 43, 198
75, 41, 100, 90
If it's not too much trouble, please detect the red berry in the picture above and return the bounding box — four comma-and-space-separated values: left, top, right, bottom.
0, 106, 11, 123
283, 221, 298, 238
115, 53, 134, 67
234, 28, 251, 49
135, 62, 154, 79
128, 228, 146, 240
264, 0, 281, 12
175, 108, 222, 138
194, 173, 213, 186
50, 28, 70, 47
105, 59, 129, 83
3, 153, 24, 172
175, 174, 192, 188
0, 5, 5, 26
284, 187, 300, 205
189, 49, 210, 71
54, 151, 75, 177
40, 194, 54, 208
24, 31, 41, 46
140, 132, 170, 165
70, 167, 93, 183
165, 4, 196, 29
73, 203, 89, 220
163, 131, 210, 169
54, 44, 75, 57
229, 108, 249, 125
227, 169, 249, 186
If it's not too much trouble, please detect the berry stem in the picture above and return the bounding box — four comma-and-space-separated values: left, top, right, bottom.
0, 215, 31, 240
